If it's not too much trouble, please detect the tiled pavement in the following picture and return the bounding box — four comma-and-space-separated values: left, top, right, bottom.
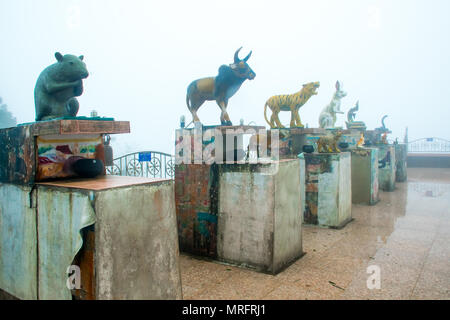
180, 168, 450, 300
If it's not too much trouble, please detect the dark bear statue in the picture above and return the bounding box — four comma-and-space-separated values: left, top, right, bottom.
34, 52, 89, 121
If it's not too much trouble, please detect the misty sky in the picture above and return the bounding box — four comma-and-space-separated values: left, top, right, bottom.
1, 0, 449, 155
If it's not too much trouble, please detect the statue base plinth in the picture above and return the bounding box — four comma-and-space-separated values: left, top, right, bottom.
376, 144, 396, 191
303, 152, 352, 228
395, 144, 408, 182
346, 121, 367, 131
0, 176, 181, 299
175, 159, 305, 274
351, 148, 380, 205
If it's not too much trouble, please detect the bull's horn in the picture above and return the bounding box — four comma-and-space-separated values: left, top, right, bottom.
243, 50, 252, 62
234, 47, 243, 63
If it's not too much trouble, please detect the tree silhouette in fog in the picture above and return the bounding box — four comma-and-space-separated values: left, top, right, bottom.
0, 96, 17, 129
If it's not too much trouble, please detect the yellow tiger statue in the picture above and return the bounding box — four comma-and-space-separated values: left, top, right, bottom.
264, 81, 320, 128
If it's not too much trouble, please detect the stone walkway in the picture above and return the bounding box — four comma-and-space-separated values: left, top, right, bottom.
180, 168, 450, 300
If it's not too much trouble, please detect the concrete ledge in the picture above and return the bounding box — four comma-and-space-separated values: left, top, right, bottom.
407, 153, 450, 168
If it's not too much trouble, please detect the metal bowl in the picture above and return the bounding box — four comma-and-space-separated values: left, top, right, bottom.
302, 145, 314, 153
72, 158, 104, 178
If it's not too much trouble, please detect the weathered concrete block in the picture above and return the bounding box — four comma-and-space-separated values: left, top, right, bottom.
218, 160, 304, 274
0, 126, 36, 184
93, 181, 181, 300
175, 164, 219, 258
304, 152, 352, 228
175, 159, 305, 274
395, 144, 408, 182
377, 145, 396, 192
36, 186, 96, 300
351, 148, 379, 205
0, 183, 37, 300
0, 176, 182, 300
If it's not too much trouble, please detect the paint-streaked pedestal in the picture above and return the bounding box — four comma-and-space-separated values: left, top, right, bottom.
351, 148, 379, 205
0, 119, 130, 184
377, 145, 396, 192
0, 176, 182, 300
395, 144, 408, 182
304, 152, 352, 228
175, 159, 305, 274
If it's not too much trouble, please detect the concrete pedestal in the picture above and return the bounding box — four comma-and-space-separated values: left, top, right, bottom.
0, 119, 130, 184
175, 159, 305, 274
0, 183, 37, 299
0, 176, 182, 300
1, 120, 182, 300
351, 148, 379, 205
304, 152, 352, 228
377, 145, 396, 192
395, 144, 408, 182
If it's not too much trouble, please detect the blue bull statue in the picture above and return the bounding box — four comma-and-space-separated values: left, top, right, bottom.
186, 47, 255, 126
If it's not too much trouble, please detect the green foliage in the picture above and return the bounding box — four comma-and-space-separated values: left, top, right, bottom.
0, 96, 17, 129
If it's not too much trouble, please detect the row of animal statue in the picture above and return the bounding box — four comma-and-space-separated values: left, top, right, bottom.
264, 80, 350, 130
33, 48, 362, 131
186, 47, 361, 130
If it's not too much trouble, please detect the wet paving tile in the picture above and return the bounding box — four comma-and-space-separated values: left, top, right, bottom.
411, 267, 450, 300
342, 257, 427, 299
193, 269, 281, 300
180, 255, 235, 299
372, 243, 429, 270
180, 168, 450, 300
261, 283, 309, 300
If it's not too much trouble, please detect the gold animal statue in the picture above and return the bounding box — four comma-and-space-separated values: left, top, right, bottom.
264, 82, 320, 128
317, 131, 343, 153
357, 132, 365, 148
381, 132, 388, 144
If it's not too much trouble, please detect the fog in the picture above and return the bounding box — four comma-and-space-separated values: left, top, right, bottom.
1, 0, 449, 155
